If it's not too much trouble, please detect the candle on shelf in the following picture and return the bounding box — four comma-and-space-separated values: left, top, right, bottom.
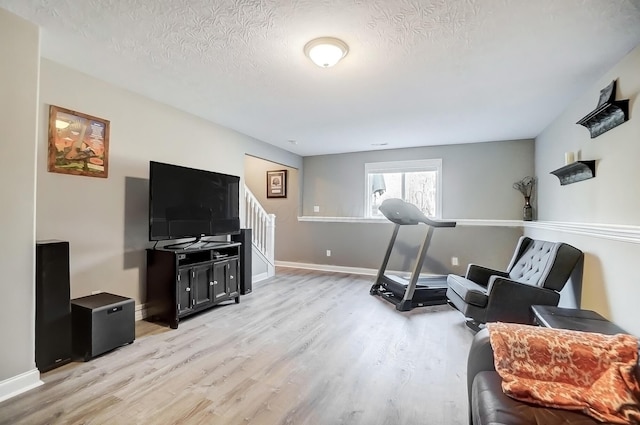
564, 151, 575, 165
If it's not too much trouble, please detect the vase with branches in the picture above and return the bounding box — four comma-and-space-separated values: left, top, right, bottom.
513, 176, 536, 221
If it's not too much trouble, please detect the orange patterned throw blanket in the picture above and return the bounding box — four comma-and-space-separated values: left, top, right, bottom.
487, 322, 640, 424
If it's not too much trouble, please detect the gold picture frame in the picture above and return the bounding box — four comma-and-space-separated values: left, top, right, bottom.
48, 105, 110, 178
266, 170, 287, 198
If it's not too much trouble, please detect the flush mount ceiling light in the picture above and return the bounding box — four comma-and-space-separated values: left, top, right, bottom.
304, 37, 349, 68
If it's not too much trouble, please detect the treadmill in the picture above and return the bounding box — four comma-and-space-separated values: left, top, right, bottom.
369, 198, 456, 311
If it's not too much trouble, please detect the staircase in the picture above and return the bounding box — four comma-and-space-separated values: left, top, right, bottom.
243, 186, 276, 280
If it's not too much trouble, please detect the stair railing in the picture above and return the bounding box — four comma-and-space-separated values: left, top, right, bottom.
243, 185, 275, 275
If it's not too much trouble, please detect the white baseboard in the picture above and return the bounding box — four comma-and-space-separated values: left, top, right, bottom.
0, 368, 43, 403
135, 303, 147, 321
253, 272, 270, 283
274, 261, 444, 279
276, 261, 378, 276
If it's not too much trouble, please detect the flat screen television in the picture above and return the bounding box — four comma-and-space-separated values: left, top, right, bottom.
149, 161, 240, 241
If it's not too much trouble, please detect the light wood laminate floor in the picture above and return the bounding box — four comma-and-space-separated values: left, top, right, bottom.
0, 268, 474, 425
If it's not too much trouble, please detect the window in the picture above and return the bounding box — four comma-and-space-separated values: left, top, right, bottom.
365, 159, 442, 218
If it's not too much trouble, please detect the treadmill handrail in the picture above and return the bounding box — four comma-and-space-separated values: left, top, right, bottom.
428, 218, 457, 228
378, 198, 456, 228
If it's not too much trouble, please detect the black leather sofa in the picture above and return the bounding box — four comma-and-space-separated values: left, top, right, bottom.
467, 328, 640, 425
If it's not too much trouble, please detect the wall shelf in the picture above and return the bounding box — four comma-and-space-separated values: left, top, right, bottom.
576, 80, 629, 138
550, 160, 596, 186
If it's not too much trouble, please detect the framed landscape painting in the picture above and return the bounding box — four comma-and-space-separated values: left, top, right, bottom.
267, 170, 287, 198
48, 105, 110, 178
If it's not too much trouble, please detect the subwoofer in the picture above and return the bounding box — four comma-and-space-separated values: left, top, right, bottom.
71, 293, 135, 361
232, 228, 252, 295
35, 240, 72, 372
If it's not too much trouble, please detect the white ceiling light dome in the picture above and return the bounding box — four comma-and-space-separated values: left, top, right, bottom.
304, 37, 349, 68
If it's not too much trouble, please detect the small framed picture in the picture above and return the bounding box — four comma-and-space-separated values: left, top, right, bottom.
48, 105, 110, 178
267, 170, 287, 198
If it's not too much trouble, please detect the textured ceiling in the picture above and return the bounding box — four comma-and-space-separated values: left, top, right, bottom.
2, 0, 640, 156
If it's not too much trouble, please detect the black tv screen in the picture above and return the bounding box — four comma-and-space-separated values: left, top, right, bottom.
149, 161, 240, 241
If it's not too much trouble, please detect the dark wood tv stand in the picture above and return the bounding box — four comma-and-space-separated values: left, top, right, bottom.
146, 242, 241, 329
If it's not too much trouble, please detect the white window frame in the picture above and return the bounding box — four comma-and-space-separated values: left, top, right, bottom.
364, 159, 443, 219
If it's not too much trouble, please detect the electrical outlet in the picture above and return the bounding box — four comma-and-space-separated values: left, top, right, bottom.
314, 205, 320, 213
326, 250, 331, 257
451, 257, 459, 266
91, 290, 102, 295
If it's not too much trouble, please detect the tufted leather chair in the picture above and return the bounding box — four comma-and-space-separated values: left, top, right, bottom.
446, 236, 583, 330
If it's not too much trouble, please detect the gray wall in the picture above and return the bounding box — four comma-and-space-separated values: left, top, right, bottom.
530, 42, 640, 335
244, 155, 302, 262
283, 222, 524, 276
0, 9, 39, 386
246, 148, 526, 276
1, 13, 303, 391
302, 140, 535, 218
252, 140, 534, 273
35, 59, 301, 309
293, 141, 533, 275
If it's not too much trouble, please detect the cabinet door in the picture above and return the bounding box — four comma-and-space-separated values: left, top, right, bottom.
192, 264, 214, 308
226, 258, 239, 296
177, 268, 193, 315
212, 262, 228, 300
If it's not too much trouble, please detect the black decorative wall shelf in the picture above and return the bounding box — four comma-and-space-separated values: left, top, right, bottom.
576, 80, 629, 138
550, 160, 596, 186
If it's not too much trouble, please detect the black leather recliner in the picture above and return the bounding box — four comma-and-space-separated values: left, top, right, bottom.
446, 236, 583, 330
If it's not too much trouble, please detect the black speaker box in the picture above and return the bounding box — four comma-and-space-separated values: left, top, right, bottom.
232, 228, 252, 295
35, 240, 72, 372
71, 293, 135, 361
